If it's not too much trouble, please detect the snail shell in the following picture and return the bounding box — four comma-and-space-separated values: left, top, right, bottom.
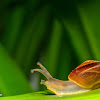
68, 60, 100, 89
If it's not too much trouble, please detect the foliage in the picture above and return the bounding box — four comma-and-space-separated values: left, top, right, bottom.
1, 89, 100, 100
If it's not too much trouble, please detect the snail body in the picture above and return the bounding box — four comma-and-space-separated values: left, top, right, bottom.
31, 60, 100, 95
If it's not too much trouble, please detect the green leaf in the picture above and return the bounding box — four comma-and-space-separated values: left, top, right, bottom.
3, 7, 25, 53
62, 14, 93, 63
0, 44, 33, 96
12, 6, 53, 80
77, 0, 100, 60
45, 18, 63, 77
0, 89, 100, 100
57, 36, 73, 80
23, 6, 52, 72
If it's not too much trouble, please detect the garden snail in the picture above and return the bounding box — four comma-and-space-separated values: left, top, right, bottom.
31, 60, 100, 95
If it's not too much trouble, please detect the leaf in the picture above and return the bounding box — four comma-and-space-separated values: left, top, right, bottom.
62, 13, 93, 63
0, 89, 100, 100
45, 18, 63, 77
77, 0, 100, 60
57, 35, 73, 80
3, 7, 25, 53
0, 44, 33, 96
23, 5, 52, 72
14, 5, 52, 77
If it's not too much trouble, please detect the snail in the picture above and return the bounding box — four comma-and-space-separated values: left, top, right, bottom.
31, 60, 100, 95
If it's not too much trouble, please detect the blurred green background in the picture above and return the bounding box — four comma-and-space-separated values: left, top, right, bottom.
0, 0, 100, 97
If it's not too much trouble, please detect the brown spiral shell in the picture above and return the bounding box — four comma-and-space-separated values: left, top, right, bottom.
68, 60, 100, 89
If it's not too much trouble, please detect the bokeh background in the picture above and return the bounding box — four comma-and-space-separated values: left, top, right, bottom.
0, 0, 100, 97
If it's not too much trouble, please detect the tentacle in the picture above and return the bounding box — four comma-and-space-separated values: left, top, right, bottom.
37, 62, 49, 73
40, 80, 46, 85
31, 62, 53, 80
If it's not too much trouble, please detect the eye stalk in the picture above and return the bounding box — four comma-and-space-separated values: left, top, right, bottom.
31, 62, 53, 80
31, 60, 100, 96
